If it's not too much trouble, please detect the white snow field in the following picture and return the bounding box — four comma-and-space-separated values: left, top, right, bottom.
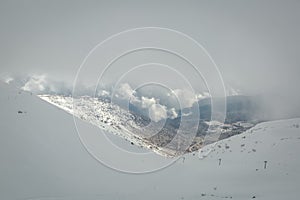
1, 81, 300, 200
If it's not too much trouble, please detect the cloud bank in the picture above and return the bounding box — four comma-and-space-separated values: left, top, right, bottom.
2, 73, 299, 122
113, 83, 201, 122
0, 74, 209, 122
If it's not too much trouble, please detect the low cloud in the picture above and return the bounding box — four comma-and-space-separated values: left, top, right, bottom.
148, 104, 167, 122
115, 83, 137, 101
113, 83, 180, 122
1, 73, 72, 95
169, 89, 198, 108
0, 76, 210, 122
21, 74, 47, 93
168, 107, 178, 119
6, 74, 294, 123
141, 96, 156, 108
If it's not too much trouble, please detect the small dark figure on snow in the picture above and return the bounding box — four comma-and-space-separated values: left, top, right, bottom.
264, 161, 268, 169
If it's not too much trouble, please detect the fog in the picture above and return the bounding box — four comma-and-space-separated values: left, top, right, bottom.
0, 0, 299, 120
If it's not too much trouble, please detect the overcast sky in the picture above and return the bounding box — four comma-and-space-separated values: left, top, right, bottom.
0, 0, 299, 117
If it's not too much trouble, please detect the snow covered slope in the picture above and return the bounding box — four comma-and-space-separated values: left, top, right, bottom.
1, 82, 300, 200
37, 94, 256, 156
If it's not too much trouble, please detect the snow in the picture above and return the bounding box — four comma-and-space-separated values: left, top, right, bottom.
1, 82, 300, 200
37, 94, 257, 157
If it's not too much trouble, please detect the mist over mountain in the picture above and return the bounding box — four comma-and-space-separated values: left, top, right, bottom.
1, 1, 300, 199
2, 73, 298, 123
0, 73, 266, 155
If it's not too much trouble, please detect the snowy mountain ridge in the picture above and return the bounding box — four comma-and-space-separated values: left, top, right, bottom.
38, 94, 256, 157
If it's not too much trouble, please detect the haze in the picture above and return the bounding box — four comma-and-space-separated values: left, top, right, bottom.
0, 0, 299, 119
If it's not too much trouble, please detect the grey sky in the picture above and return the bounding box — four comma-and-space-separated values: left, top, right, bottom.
0, 0, 299, 117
